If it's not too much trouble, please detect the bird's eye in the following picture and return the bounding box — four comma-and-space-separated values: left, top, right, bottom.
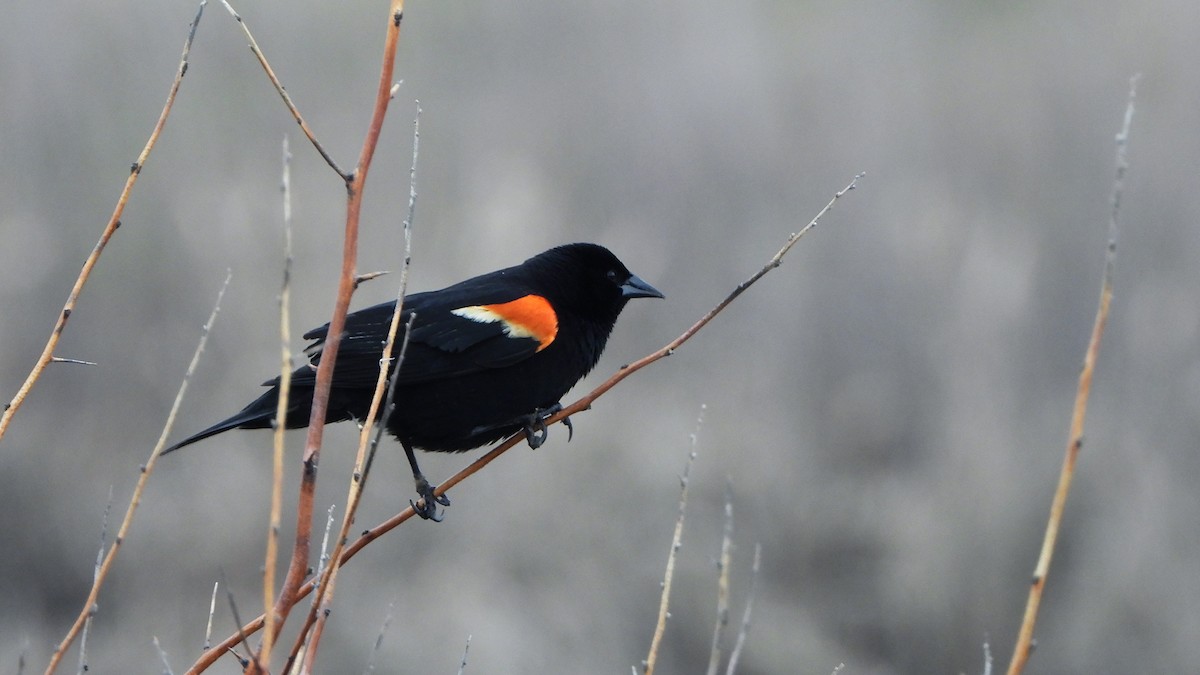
605, 269, 619, 282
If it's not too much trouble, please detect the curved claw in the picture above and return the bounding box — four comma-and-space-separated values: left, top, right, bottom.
412, 476, 450, 521
410, 498, 444, 522
523, 402, 569, 449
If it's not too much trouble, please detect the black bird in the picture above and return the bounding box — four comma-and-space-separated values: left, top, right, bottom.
164, 243, 663, 519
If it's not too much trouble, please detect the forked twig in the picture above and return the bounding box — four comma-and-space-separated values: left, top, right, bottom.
0, 1, 206, 445
44, 270, 231, 675
1004, 76, 1138, 675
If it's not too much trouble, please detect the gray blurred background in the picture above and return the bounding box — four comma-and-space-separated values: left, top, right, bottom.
1, 1, 1197, 673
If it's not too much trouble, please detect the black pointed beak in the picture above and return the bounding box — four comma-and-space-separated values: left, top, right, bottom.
621, 273, 664, 300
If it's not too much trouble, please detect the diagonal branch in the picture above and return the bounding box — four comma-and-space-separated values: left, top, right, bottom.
1004, 75, 1138, 675
219, 0, 347, 178
0, 1, 206, 446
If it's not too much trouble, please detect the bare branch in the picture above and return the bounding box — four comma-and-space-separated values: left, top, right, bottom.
218, 0, 346, 178
0, 0, 207, 445
1004, 76, 1138, 675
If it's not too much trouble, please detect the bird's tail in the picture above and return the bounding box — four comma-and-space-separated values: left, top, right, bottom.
162, 387, 296, 454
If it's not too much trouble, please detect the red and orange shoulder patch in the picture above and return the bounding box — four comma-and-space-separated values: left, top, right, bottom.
451, 295, 559, 351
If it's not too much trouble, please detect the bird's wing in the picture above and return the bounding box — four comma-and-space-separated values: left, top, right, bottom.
286, 280, 558, 387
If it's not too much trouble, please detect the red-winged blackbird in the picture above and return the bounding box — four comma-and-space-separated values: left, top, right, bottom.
164, 243, 663, 519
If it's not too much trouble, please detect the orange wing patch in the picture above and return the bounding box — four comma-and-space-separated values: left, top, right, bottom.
451, 295, 559, 351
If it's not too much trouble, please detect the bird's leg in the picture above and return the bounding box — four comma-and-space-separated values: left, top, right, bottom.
521, 402, 573, 449
403, 441, 449, 521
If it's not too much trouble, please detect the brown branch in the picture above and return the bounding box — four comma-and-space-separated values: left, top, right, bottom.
1004, 76, 1138, 675
44, 270, 231, 675
218, 0, 346, 179
189, 173, 861, 672
0, 1, 206, 446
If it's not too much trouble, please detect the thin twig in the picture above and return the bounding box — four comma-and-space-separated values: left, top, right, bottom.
203, 582, 219, 651
191, 175, 859, 672
75, 606, 91, 675
44, 270, 230, 675
77, 486, 114, 675
0, 0, 206, 445
456, 635, 472, 675
724, 543, 761, 675
258, 132, 296, 674
362, 603, 394, 674
706, 478, 733, 675
1004, 77, 1137, 675
354, 270, 390, 287
153, 636, 176, 675
645, 410, 703, 675
982, 638, 994, 675
49, 357, 98, 367
218, 0, 345, 178
223, 576, 254, 669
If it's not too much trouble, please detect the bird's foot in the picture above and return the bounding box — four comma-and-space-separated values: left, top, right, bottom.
522, 402, 572, 449
410, 474, 450, 522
